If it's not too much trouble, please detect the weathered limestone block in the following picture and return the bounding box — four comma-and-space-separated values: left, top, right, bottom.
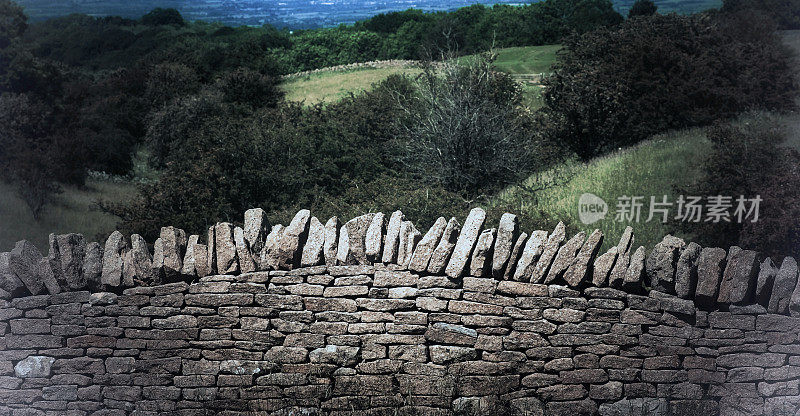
214, 223, 238, 275
344, 213, 377, 265
694, 247, 727, 308
193, 243, 211, 278
206, 225, 216, 274
564, 229, 603, 287
162, 226, 187, 278
531, 222, 566, 283
323, 217, 340, 266
300, 217, 325, 267
54, 233, 86, 290
234, 226, 257, 274
365, 212, 386, 263
783, 258, 800, 317
381, 210, 405, 264
514, 230, 548, 282
273, 209, 311, 270
545, 232, 586, 284
336, 225, 350, 266
718, 247, 759, 305
771, 257, 797, 314
259, 224, 285, 270
397, 221, 422, 268
756, 257, 777, 307
623, 246, 646, 292
492, 213, 519, 279
409, 217, 447, 273
243, 208, 269, 253
0, 252, 25, 295
181, 235, 200, 277
14, 356, 55, 378
125, 234, 155, 286
151, 237, 164, 278
469, 228, 496, 277
503, 232, 528, 281
46, 234, 65, 289
37, 257, 60, 295
674, 242, 701, 299
646, 235, 686, 294
102, 231, 128, 288
9, 240, 45, 295
446, 208, 486, 279
592, 247, 618, 287
608, 227, 634, 288
427, 217, 460, 275
82, 241, 102, 289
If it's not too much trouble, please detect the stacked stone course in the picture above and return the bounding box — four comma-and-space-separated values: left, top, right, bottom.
1, 207, 799, 415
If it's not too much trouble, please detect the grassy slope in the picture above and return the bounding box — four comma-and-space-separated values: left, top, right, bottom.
282, 44, 562, 107
0, 180, 138, 252
282, 67, 420, 106
489, 128, 712, 252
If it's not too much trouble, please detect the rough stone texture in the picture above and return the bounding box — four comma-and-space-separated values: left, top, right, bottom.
234, 226, 257, 274
564, 229, 603, 287
695, 247, 727, 308
409, 217, 447, 273
214, 223, 238, 275
54, 233, 87, 290
0, 252, 24, 296
445, 208, 486, 279
273, 209, 311, 270
718, 247, 759, 305
592, 247, 618, 288
206, 225, 216, 274
492, 213, 519, 279
243, 207, 269, 253
46, 234, 65, 289
503, 232, 528, 281
2, 208, 800, 415
9, 240, 45, 295
126, 234, 155, 286
37, 257, 60, 295
756, 257, 778, 307
469, 228, 496, 277
338, 213, 376, 266
14, 356, 55, 378
531, 222, 566, 284
784, 258, 800, 317
193, 243, 210, 278
428, 217, 461, 275
646, 235, 686, 294
300, 217, 326, 267
397, 221, 422, 268
180, 235, 200, 277
771, 257, 797, 314
365, 212, 386, 263
513, 230, 548, 282
545, 232, 586, 284
323, 217, 340, 267
675, 242, 701, 299
623, 246, 646, 292
382, 210, 405, 264
608, 227, 634, 288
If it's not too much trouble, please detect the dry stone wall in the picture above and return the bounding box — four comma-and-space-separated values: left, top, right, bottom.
1, 207, 800, 415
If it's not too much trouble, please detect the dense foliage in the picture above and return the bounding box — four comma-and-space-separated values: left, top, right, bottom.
679, 115, 800, 257
722, 0, 800, 29
542, 12, 797, 159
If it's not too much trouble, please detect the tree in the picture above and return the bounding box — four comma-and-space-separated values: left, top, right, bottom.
141, 8, 185, 27
628, 0, 658, 17
0, 0, 25, 49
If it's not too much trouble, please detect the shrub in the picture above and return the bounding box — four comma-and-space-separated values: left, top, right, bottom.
542, 13, 797, 159
394, 53, 541, 197
678, 114, 800, 257
140, 8, 185, 27
628, 0, 657, 17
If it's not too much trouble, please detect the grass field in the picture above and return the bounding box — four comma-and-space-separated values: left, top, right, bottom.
491, 44, 561, 75
282, 66, 421, 106
0, 180, 138, 252
282, 44, 561, 108
489, 127, 712, 252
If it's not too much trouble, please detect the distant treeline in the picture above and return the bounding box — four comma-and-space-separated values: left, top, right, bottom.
19, 1, 625, 75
